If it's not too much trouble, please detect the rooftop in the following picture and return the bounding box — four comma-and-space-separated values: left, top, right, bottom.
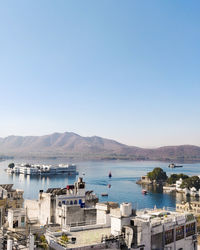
135, 209, 195, 224
0, 184, 14, 191
66, 227, 111, 248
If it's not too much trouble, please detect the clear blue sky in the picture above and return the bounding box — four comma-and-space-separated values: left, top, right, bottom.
0, 0, 200, 147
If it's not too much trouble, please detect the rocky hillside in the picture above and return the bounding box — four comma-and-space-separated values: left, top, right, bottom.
0, 132, 200, 162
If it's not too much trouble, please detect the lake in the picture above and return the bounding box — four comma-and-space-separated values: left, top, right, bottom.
1, 159, 200, 209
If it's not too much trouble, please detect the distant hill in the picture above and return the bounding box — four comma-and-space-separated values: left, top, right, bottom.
0, 132, 200, 162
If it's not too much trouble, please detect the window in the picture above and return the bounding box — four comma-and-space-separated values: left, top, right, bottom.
79, 199, 82, 204
13, 220, 18, 228
51, 216, 55, 223
21, 216, 25, 223
176, 226, 184, 241
62, 200, 66, 205
58, 201, 62, 207
74, 200, 77, 205
186, 223, 195, 237
70, 200, 73, 205
165, 229, 174, 245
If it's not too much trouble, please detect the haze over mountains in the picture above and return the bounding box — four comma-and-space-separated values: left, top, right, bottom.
0, 132, 200, 162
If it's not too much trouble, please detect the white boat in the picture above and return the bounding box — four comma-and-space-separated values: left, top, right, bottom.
168, 163, 183, 168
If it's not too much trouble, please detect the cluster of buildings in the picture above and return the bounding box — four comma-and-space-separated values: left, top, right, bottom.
7, 163, 78, 175
163, 178, 200, 197
0, 177, 198, 250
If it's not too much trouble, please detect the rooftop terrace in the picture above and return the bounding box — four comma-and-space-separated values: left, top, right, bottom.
64, 227, 111, 249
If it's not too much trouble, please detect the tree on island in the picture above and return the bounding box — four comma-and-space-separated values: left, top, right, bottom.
167, 173, 189, 185
8, 163, 15, 169
147, 167, 167, 182
180, 176, 200, 190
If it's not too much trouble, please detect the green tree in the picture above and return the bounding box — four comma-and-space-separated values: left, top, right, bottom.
147, 168, 167, 182
39, 235, 48, 249
167, 173, 189, 184
61, 234, 69, 242
180, 176, 200, 190
8, 163, 15, 169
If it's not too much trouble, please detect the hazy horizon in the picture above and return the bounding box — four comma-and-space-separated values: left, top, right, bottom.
0, 131, 199, 149
0, 1, 200, 147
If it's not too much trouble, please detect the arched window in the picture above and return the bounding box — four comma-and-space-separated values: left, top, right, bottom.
79, 199, 82, 204
74, 200, 77, 205
70, 200, 73, 205
58, 201, 62, 207
66, 201, 69, 205
62, 200, 66, 205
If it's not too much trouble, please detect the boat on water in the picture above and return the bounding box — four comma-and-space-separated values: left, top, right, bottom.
6, 163, 78, 176
142, 189, 148, 195
101, 193, 108, 197
168, 163, 183, 168
108, 171, 112, 178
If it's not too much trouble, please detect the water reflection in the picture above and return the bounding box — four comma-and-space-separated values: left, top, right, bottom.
7, 173, 76, 182
176, 192, 200, 204
141, 184, 163, 193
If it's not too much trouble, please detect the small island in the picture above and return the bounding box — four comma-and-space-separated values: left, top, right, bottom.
137, 167, 200, 197
136, 167, 167, 185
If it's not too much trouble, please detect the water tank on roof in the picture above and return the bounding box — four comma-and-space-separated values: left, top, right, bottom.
120, 202, 132, 217
78, 177, 83, 183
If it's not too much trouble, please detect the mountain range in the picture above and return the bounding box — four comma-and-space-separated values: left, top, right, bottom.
0, 132, 200, 162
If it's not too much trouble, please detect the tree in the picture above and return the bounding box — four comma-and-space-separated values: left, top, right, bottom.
180, 176, 200, 190
61, 234, 69, 242
147, 168, 167, 182
167, 173, 189, 185
39, 235, 48, 249
8, 163, 15, 169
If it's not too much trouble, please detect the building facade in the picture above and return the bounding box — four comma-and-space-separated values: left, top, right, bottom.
176, 201, 200, 215
25, 177, 98, 226
0, 184, 24, 209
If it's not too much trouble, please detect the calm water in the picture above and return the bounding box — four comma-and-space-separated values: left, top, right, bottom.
1, 159, 200, 209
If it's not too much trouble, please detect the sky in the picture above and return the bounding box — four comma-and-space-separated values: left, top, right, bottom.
0, 0, 200, 148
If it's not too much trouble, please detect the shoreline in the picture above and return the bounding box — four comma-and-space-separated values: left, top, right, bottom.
2, 156, 200, 164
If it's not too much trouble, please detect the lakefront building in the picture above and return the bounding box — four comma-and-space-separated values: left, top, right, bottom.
25, 177, 98, 226
45, 201, 197, 250
176, 201, 200, 216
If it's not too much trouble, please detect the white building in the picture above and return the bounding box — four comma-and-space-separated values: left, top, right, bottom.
96, 202, 119, 226
176, 178, 183, 191
96, 202, 197, 250
7, 163, 78, 175
40, 201, 198, 250
0, 184, 24, 209
8, 208, 26, 229
127, 209, 197, 250
109, 202, 133, 236
25, 177, 98, 227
